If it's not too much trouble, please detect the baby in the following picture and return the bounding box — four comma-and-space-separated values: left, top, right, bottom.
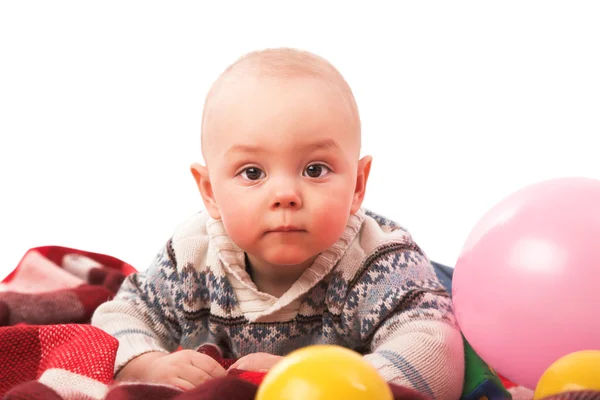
92, 47, 464, 399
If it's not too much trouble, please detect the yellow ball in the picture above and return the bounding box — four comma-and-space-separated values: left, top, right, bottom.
256, 345, 394, 400
534, 350, 600, 399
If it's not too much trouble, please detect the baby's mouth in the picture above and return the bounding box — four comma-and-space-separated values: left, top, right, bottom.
267, 226, 306, 233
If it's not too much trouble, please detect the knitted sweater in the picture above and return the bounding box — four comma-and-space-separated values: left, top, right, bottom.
91, 209, 464, 400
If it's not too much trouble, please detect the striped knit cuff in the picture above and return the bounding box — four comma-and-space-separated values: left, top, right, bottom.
112, 331, 171, 375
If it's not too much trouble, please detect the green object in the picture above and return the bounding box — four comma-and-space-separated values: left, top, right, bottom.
461, 336, 512, 400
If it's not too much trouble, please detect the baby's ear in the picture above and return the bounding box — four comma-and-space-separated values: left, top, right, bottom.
190, 163, 221, 220
350, 155, 372, 214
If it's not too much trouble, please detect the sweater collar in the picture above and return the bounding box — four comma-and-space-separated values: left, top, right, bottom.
205, 209, 365, 321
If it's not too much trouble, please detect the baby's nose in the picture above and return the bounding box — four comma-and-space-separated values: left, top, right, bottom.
271, 190, 302, 209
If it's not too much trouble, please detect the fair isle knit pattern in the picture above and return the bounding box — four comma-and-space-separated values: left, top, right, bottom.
91, 209, 464, 400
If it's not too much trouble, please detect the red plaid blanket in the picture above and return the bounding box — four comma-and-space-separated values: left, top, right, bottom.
8, 246, 593, 400
0, 246, 432, 400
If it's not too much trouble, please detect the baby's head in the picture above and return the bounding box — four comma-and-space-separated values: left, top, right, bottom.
191, 48, 372, 269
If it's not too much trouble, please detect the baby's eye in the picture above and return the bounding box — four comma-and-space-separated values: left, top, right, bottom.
240, 167, 266, 181
303, 163, 331, 178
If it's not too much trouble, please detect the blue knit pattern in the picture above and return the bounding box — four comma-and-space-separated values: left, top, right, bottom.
99, 210, 464, 399
115, 211, 455, 359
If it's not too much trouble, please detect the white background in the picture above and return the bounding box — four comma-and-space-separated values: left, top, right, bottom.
1, 1, 599, 280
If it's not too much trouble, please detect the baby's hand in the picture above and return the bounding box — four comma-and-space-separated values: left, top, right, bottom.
228, 352, 283, 372
118, 350, 227, 390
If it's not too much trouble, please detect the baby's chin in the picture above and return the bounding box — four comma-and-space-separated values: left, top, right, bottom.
259, 246, 320, 267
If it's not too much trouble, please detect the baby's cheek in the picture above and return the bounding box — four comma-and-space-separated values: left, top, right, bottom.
312, 198, 352, 244
221, 208, 260, 250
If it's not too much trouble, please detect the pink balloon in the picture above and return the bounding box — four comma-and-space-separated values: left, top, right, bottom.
452, 177, 600, 390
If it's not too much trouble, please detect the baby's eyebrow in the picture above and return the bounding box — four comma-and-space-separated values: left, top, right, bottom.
226, 144, 265, 155
225, 139, 340, 156
305, 138, 340, 152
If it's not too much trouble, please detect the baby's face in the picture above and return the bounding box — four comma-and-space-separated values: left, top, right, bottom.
201, 75, 365, 267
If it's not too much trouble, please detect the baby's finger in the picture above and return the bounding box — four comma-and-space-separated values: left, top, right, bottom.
178, 364, 213, 387
170, 377, 195, 391
190, 353, 227, 378
228, 359, 242, 370
228, 358, 247, 370
229, 353, 282, 372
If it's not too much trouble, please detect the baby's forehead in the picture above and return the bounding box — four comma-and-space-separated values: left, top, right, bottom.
202, 48, 360, 156
211, 49, 356, 113
210, 57, 350, 110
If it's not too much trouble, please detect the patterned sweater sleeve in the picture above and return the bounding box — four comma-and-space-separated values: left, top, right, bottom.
350, 244, 464, 400
91, 239, 183, 374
